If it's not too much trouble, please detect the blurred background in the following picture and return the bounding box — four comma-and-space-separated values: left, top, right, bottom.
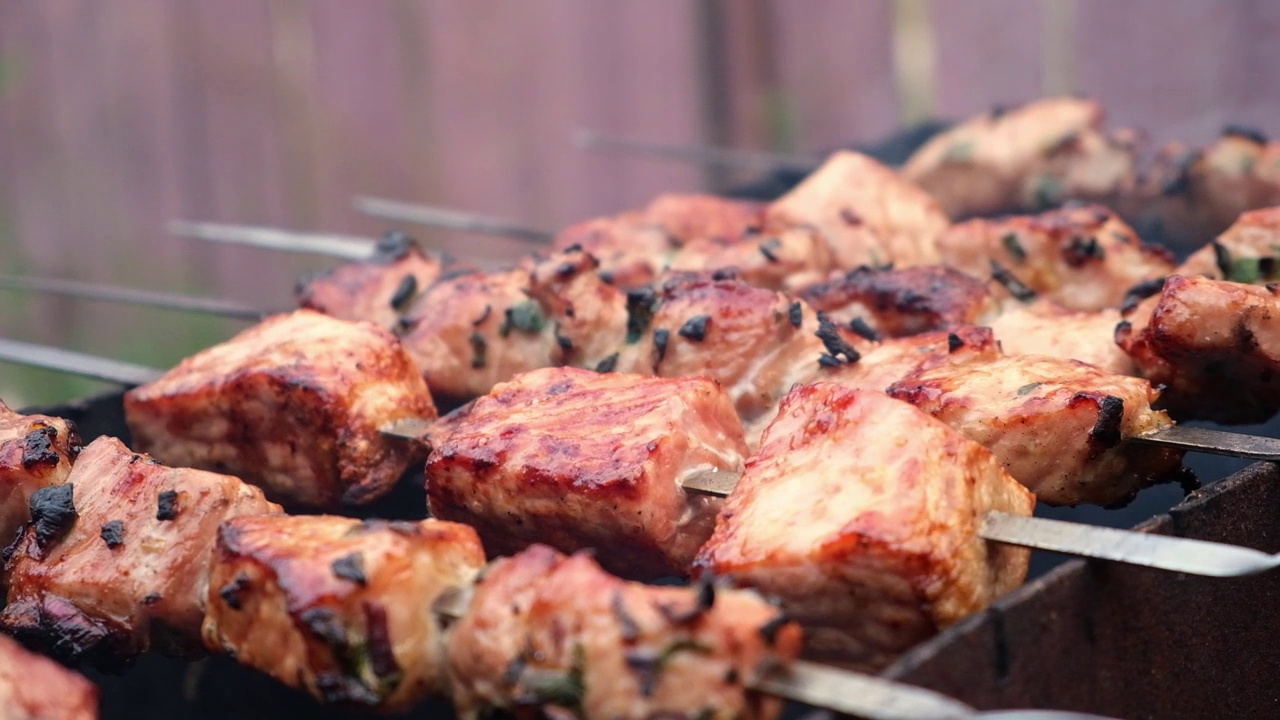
2, 0, 1279, 406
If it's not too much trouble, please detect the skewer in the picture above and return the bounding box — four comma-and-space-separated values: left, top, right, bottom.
0, 275, 267, 320
572, 129, 821, 173
3, 337, 1279, 580
168, 220, 376, 260
13, 274, 1280, 465
354, 196, 555, 243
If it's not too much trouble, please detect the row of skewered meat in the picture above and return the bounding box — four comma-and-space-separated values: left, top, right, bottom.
0, 400, 805, 719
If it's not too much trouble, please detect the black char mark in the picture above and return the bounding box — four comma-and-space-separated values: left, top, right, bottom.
678, 315, 711, 342
816, 313, 861, 363
332, 552, 368, 586
30, 484, 77, 550
156, 490, 179, 521
21, 424, 61, 469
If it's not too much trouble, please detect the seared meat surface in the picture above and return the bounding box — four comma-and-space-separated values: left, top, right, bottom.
203, 515, 485, 711
798, 265, 998, 337
0, 632, 98, 720
1129, 130, 1280, 250
990, 301, 1135, 375
1176, 206, 1280, 284
296, 232, 444, 330
0, 436, 281, 664
551, 194, 764, 288
696, 386, 1032, 668
765, 150, 950, 269
125, 310, 435, 508
937, 204, 1175, 311
888, 355, 1181, 505
822, 325, 1001, 396
616, 273, 834, 429
524, 248, 629, 372
427, 367, 746, 579
447, 545, 801, 720
1118, 275, 1280, 423
399, 268, 562, 405
903, 97, 1138, 219
0, 401, 80, 542
672, 224, 837, 292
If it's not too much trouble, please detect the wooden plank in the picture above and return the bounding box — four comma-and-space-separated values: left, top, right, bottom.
768, 0, 899, 152
929, 0, 1045, 121
1075, 0, 1280, 142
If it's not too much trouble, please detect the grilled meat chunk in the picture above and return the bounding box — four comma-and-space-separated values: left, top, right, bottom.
765, 150, 950, 269
124, 310, 435, 508
296, 232, 444, 330
203, 515, 485, 711
1117, 275, 1280, 424
903, 97, 1138, 219
823, 325, 1001, 395
798, 265, 998, 337
888, 355, 1181, 505
0, 633, 98, 720
1128, 131, 1280, 250
0, 401, 80, 542
525, 248, 629, 371
0, 436, 281, 664
937, 204, 1175, 311
427, 367, 746, 579
399, 268, 562, 405
551, 194, 764, 289
696, 386, 1032, 668
447, 545, 801, 720
671, 224, 837, 292
990, 301, 1135, 375
1176, 206, 1280, 284
615, 273, 833, 429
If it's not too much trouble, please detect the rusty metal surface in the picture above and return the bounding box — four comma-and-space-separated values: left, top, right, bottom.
884, 461, 1280, 720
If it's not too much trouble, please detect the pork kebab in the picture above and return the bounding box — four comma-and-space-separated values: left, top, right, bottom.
4, 242, 1278, 512
0, 404, 1125, 720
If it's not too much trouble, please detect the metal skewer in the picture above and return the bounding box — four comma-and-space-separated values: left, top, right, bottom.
169, 220, 377, 260
572, 129, 822, 173
354, 196, 555, 243
2, 337, 1278, 581
0, 275, 268, 320
10, 276, 1280, 471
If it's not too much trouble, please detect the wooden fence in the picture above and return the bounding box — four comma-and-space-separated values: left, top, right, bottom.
2, 0, 1279, 404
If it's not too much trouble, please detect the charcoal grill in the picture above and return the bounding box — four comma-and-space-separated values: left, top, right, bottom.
24, 389, 1278, 720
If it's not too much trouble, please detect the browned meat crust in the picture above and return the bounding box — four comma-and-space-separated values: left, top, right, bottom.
124, 310, 435, 508
0, 632, 98, 720
203, 515, 485, 711
936, 204, 1174, 311
296, 232, 444, 330
0, 437, 280, 665
447, 545, 801, 720
0, 401, 80, 543
765, 151, 950, 270
1126, 130, 1280, 250
399, 268, 562, 405
1118, 275, 1280, 423
1176, 206, 1280, 284
887, 355, 1181, 505
696, 386, 1032, 668
427, 367, 746, 579
904, 97, 1138, 219
798, 265, 997, 337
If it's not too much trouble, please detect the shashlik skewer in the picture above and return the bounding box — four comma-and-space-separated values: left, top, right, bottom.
3, 258, 1277, 506
0, 412, 1116, 720
4, 341, 1280, 586
571, 98, 1280, 251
